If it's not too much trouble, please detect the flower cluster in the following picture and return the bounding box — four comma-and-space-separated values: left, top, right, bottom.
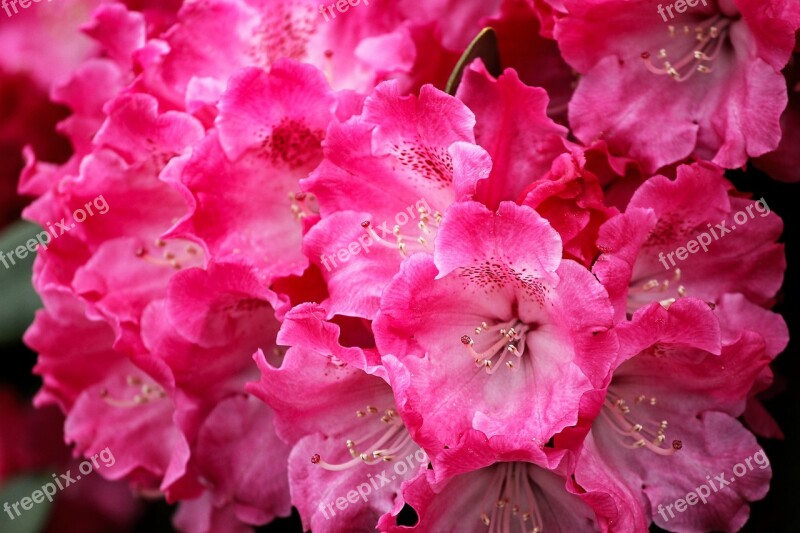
18, 0, 797, 531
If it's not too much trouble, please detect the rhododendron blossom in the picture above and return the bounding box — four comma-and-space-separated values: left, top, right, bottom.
375, 200, 618, 457
3, 0, 794, 531
556, 0, 800, 172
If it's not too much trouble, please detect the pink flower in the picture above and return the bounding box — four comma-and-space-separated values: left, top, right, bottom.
26, 287, 182, 492
572, 298, 773, 532
248, 303, 424, 532
168, 60, 338, 284
378, 430, 608, 532
593, 162, 784, 322
138, 262, 292, 526
136, 0, 408, 105
22, 37, 292, 531
454, 64, 617, 266
375, 200, 618, 457
9, 1, 793, 531
486, 0, 577, 121
715, 293, 789, 439
302, 80, 489, 319
171, 395, 291, 532
556, 0, 800, 172
26, 93, 204, 349
454, 62, 569, 209
520, 147, 619, 267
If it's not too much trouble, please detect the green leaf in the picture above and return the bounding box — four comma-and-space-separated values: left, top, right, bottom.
445, 27, 502, 96
0, 474, 55, 533
0, 221, 43, 344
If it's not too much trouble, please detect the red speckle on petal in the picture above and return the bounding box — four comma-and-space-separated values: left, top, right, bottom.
249, 4, 316, 67
390, 141, 454, 189
259, 117, 325, 170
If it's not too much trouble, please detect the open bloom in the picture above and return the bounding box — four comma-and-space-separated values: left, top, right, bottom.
376, 200, 618, 458
571, 299, 773, 532
168, 60, 339, 285
593, 162, 784, 323
248, 303, 425, 532
555, 0, 800, 172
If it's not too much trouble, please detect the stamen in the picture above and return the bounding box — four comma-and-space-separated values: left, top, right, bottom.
100, 377, 167, 408
289, 191, 317, 221
641, 15, 731, 82
134, 239, 203, 271
461, 320, 529, 374
628, 267, 687, 314
312, 404, 418, 473
359, 206, 442, 258
602, 392, 680, 456
478, 463, 545, 531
